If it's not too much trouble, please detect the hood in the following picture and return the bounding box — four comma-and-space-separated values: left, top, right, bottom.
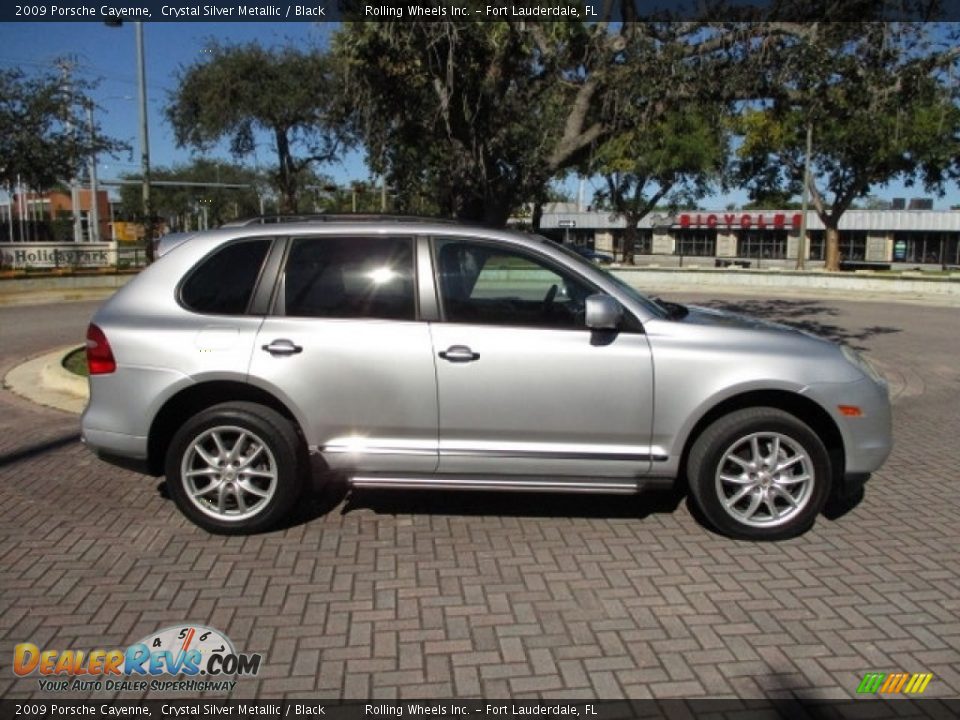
680, 304, 828, 343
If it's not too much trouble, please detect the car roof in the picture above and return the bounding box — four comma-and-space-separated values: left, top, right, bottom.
155, 232, 197, 258
169, 220, 551, 253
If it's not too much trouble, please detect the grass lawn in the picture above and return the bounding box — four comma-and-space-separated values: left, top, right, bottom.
63, 347, 89, 377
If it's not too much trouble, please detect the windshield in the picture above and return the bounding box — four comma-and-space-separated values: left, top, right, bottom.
539, 237, 669, 318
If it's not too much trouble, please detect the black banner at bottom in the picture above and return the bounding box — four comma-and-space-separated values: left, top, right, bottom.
2, 699, 960, 720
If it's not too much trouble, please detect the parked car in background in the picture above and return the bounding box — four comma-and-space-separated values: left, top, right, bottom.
81, 216, 891, 540
569, 244, 614, 264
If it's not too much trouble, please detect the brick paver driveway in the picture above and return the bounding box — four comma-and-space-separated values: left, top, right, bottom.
0, 295, 957, 700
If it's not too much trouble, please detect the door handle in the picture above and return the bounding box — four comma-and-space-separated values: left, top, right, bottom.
262, 339, 303, 356
439, 345, 480, 362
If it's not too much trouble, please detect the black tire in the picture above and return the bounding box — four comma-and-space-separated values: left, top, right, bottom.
687, 407, 831, 541
165, 401, 306, 534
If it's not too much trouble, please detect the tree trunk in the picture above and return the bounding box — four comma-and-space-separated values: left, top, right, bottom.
451, 192, 512, 228
144, 217, 156, 264
824, 225, 841, 271
481, 200, 512, 228
274, 129, 298, 215
621, 221, 638, 265
531, 201, 543, 231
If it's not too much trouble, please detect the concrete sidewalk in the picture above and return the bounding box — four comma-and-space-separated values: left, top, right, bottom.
2, 345, 87, 413
0, 287, 118, 306
613, 267, 960, 307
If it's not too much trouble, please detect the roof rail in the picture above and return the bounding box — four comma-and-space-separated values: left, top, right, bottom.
221, 213, 463, 228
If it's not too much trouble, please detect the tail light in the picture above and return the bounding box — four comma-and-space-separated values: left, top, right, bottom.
86, 323, 116, 375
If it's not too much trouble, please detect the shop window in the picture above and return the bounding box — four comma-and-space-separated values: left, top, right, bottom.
633, 231, 653, 255
675, 230, 716, 257
807, 231, 825, 260
806, 231, 867, 261
893, 232, 955, 265
839, 232, 868, 261
737, 231, 787, 259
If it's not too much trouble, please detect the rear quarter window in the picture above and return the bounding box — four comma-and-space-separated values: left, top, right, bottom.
180, 238, 271, 315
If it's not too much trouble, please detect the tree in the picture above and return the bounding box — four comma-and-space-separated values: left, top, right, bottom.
0, 67, 125, 193
734, 23, 960, 270
333, 4, 946, 228
590, 109, 727, 264
330, 16, 777, 226
167, 42, 343, 213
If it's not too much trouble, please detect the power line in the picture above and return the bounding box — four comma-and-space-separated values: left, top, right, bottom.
0, 56, 172, 93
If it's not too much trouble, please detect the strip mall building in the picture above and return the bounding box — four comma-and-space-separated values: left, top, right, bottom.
538, 208, 960, 268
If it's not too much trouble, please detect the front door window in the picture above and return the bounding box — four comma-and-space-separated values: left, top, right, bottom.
435, 239, 592, 330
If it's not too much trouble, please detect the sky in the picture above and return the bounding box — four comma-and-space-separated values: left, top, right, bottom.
1, 21, 958, 211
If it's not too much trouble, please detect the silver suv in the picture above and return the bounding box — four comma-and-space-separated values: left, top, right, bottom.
81, 217, 891, 540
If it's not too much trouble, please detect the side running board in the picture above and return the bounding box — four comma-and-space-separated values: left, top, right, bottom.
349, 475, 642, 494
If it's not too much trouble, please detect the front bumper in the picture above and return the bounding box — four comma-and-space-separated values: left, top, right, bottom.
802, 376, 893, 475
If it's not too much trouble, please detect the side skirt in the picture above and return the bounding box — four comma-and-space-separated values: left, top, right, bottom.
349, 474, 675, 494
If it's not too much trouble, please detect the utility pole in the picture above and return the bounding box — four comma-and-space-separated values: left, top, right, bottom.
105, 20, 152, 249
796, 122, 813, 271
16, 175, 25, 243
86, 101, 100, 243
57, 57, 84, 243
380, 176, 387, 213
135, 22, 153, 260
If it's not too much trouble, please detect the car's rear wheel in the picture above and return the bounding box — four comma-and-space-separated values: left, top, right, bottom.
165, 402, 305, 534
687, 407, 831, 540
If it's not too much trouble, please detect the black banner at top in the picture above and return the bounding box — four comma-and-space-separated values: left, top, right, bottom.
4, 0, 960, 23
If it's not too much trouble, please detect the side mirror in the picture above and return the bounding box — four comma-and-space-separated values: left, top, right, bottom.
585, 294, 623, 330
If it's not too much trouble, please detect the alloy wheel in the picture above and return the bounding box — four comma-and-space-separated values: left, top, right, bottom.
180, 425, 278, 521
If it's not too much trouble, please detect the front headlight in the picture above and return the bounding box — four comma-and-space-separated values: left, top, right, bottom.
841, 345, 886, 386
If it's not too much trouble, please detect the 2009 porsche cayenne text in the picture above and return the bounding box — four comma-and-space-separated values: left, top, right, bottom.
81, 216, 891, 540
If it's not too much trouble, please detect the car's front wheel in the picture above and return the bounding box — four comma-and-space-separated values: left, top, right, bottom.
165, 402, 305, 534
687, 407, 831, 540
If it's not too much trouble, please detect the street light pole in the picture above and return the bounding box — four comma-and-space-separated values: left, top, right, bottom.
134, 22, 153, 260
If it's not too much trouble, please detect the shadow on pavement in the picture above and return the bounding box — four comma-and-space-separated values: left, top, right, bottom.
340, 485, 687, 521
0, 432, 80, 469
823, 483, 866, 521
155, 474, 351, 533
694, 298, 901, 350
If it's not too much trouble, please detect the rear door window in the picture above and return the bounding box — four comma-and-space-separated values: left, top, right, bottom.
282, 236, 416, 320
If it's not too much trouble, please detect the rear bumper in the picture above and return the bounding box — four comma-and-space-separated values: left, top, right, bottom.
80, 426, 151, 475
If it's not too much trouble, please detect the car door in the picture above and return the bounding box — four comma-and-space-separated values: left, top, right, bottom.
248, 234, 438, 474
429, 237, 657, 478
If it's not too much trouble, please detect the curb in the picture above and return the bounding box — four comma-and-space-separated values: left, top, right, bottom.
0, 288, 118, 307
611, 267, 960, 306
3, 346, 88, 415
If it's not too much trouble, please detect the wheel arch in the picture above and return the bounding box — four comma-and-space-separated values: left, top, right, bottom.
676, 389, 845, 492
146, 380, 304, 476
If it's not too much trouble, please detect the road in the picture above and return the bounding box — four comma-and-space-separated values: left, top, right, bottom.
0, 294, 958, 700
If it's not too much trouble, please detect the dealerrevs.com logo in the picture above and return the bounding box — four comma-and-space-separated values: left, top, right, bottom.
13, 625, 261, 693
